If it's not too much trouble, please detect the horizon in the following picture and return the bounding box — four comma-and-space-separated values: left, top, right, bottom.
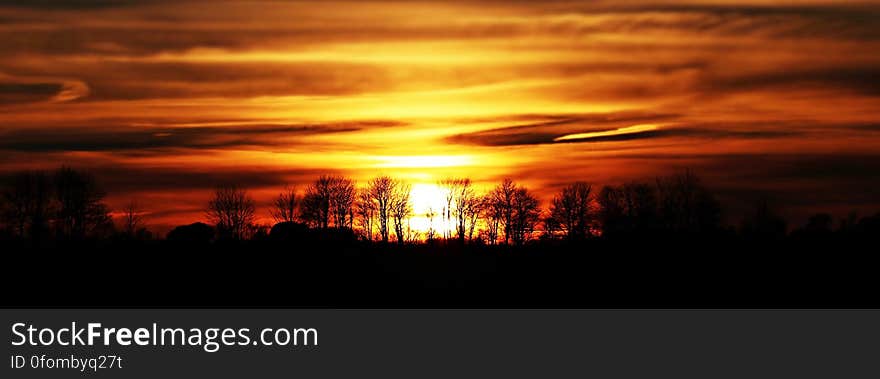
2, 0, 880, 232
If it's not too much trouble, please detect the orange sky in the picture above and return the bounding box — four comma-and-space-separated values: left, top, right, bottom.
2, 0, 880, 232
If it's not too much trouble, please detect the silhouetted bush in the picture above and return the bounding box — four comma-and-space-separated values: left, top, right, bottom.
166, 222, 215, 244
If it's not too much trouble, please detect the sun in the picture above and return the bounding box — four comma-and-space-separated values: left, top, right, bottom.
407, 183, 454, 237
410, 183, 448, 215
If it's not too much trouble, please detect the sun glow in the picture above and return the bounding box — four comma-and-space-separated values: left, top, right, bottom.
410, 183, 449, 216
373, 155, 474, 169
407, 183, 454, 236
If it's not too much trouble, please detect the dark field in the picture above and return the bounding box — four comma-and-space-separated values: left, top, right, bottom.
5, 234, 877, 309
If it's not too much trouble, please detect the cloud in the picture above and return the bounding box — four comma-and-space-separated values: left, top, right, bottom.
0, 77, 88, 104
0, 82, 63, 104
3, 2, 879, 105
701, 65, 880, 96
2, 1, 878, 58
87, 165, 328, 193
25, 61, 395, 100
447, 112, 678, 145
0, 0, 166, 9
0, 120, 406, 153
448, 115, 803, 146
0, 163, 340, 194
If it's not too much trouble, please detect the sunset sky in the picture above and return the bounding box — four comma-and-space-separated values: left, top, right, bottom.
2, 0, 879, 232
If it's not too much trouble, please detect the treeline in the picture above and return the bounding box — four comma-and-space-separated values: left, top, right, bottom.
0, 167, 119, 243
1, 167, 878, 246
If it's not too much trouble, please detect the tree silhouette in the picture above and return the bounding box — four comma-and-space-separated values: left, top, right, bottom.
597, 186, 624, 235
510, 186, 541, 245
598, 182, 658, 237
299, 191, 323, 228
480, 191, 504, 245
355, 187, 376, 241
301, 176, 334, 228
120, 200, 146, 239
52, 167, 112, 240
367, 176, 396, 243
486, 178, 517, 244
300, 175, 355, 229
655, 171, 720, 234
271, 185, 299, 223
330, 177, 356, 230
206, 185, 255, 241
466, 196, 483, 241
625, 182, 659, 232
7, 165, 877, 250
1, 170, 52, 241
391, 181, 412, 244
548, 182, 594, 240
441, 178, 480, 243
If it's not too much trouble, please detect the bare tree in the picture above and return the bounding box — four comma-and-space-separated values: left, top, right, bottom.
440, 178, 480, 243
330, 177, 356, 230
548, 182, 594, 240
466, 195, 484, 241
299, 192, 322, 228
480, 192, 503, 244
510, 186, 541, 245
355, 187, 376, 241
486, 178, 518, 244
655, 171, 720, 233
120, 200, 145, 238
1, 171, 52, 240
207, 185, 256, 241
301, 176, 334, 228
391, 181, 412, 244
598, 182, 658, 236
300, 176, 356, 229
53, 167, 113, 240
271, 186, 299, 223
367, 176, 396, 243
